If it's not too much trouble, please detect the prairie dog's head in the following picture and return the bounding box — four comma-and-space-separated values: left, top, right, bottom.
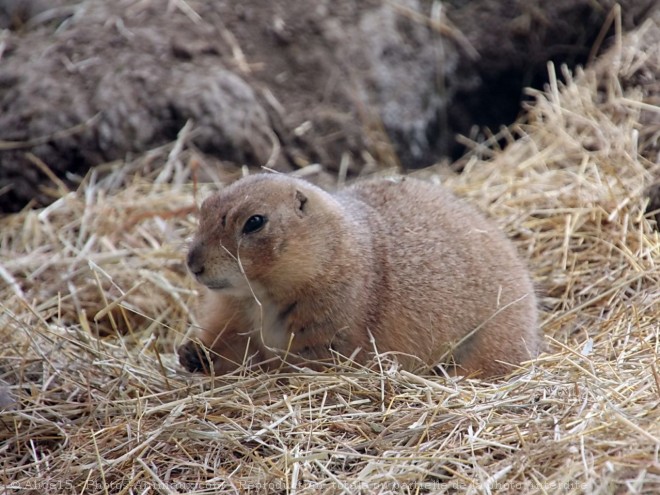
187, 174, 340, 296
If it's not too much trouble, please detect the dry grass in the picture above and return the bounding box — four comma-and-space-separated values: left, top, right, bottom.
2, 16, 660, 495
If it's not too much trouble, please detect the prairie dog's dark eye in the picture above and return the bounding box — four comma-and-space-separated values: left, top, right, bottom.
242, 215, 267, 234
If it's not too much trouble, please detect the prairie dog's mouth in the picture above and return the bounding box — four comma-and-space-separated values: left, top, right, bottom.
203, 279, 232, 291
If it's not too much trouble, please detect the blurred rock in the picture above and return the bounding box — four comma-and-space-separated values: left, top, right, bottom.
0, 0, 656, 212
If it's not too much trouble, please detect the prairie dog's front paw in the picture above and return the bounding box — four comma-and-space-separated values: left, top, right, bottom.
177, 340, 213, 373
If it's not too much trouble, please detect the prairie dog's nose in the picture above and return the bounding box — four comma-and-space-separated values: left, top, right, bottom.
187, 243, 205, 276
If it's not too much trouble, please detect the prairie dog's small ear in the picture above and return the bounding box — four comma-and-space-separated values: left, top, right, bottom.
295, 190, 308, 216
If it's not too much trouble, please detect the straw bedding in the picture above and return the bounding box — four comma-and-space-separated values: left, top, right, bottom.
1, 17, 659, 495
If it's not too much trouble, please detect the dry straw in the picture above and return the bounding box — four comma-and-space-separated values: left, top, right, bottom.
2, 15, 659, 495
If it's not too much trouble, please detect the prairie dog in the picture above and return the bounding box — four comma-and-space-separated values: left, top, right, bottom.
178, 174, 540, 377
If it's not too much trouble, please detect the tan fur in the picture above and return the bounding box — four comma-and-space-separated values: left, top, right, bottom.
178, 174, 540, 378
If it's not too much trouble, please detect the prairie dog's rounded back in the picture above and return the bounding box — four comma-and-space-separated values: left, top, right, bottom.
342, 178, 539, 374
179, 174, 540, 378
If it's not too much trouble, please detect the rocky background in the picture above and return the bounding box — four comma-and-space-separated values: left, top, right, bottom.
0, 0, 657, 212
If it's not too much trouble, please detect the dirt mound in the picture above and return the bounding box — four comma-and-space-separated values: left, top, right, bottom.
0, 0, 657, 212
